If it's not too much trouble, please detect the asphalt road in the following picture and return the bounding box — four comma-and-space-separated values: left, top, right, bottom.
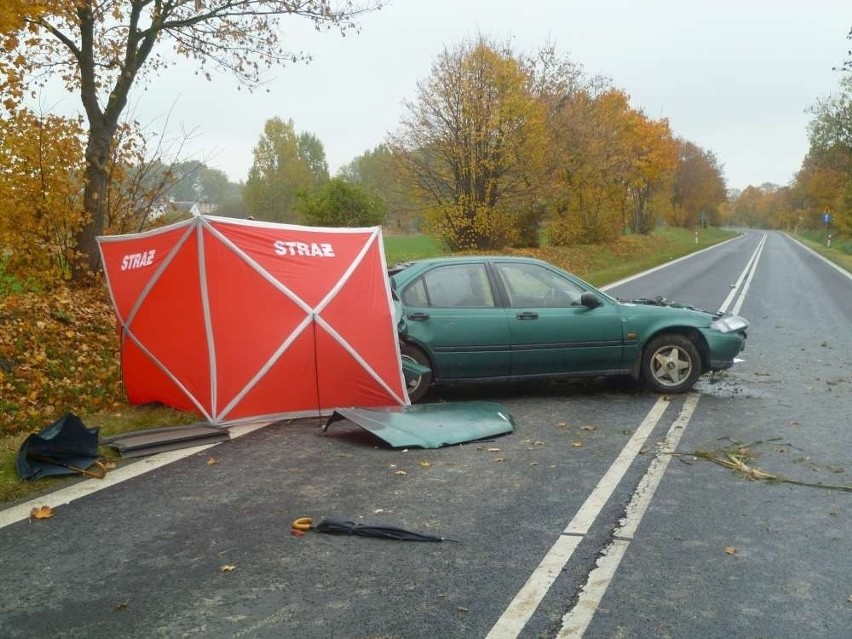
2, 230, 850, 639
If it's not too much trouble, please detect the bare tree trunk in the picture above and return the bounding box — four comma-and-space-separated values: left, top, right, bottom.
72, 121, 113, 281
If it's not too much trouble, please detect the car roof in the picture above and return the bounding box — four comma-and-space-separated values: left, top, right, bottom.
389, 255, 547, 272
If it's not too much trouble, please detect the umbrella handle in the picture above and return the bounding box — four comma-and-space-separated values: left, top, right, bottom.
25, 453, 107, 479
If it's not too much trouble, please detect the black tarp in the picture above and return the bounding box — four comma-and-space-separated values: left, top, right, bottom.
16, 413, 100, 481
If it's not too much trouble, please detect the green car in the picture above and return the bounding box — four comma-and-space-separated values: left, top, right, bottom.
390, 256, 748, 402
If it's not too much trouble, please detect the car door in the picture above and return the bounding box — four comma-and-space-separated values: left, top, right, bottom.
398, 262, 511, 380
492, 261, 625, 376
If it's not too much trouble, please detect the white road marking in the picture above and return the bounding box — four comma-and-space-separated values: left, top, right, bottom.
557, 392, 701, 638
600, 234, 745, 292
0, 422, 271, 530
785, 233, 852, 282
485, 396, 671, 639
719, 232, 766, 314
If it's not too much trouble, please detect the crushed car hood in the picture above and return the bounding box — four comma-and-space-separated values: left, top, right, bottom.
620, 296, 721, 318
324, 401, 515, 448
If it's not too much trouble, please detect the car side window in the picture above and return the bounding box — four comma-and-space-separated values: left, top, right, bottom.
495, 263, 585, 308
400, 278, 429, 306
403, 264, 496, 308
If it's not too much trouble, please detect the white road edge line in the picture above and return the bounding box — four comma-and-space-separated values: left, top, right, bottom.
600, 234, 745, 292
485, 396, 671, 639
0, 422, 272, 530
785, 233, 852, 282
557, 392, 702, 639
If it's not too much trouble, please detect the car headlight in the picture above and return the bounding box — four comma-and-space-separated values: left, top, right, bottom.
710, 314, 749, 333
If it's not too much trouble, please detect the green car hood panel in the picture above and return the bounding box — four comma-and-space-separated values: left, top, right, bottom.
324, 401, 515, 449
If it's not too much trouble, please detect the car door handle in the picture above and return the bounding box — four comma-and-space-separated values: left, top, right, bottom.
407, 312, 430, 321
516, 312, 539, 320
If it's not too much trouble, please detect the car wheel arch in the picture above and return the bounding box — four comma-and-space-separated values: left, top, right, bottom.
399, 340, 435, 403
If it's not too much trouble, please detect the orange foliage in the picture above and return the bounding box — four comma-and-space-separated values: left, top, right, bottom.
0, 285, 124, 436
393, 37, 548, 250
0, 109, 88, 283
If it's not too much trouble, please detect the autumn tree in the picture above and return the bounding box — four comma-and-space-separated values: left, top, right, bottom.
2, 0, 382, 281
621, 111, 678, 234
669, 139, 727, 228
0, 109, 86, 283
295, 177, 385, 227
0, 1, 46, 109
389, 37, 548, 250
547, 88, 636, 244
791, 154, 847, 230
801, 74, 852, 234
731, 185, 766, 228
243, 117, 329, 221
0, 106, 188, 281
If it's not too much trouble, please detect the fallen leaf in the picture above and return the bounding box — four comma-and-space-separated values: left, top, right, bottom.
580, 425, 596, 431
487, 447, 501, 452
395, 470, 408, 476
115, 602, 129, 611
290, 529, 305, 537
30, 505, 54, 520
724, 546, 737, 555
221, 564, 236, 572
556, 422, 567, 428
207, 457, 218, 466
571, 441, 583, 448
531, 440, 544, 446
494, 457, 505, 462
419, 461, 432, 468
457, 606, 469, 613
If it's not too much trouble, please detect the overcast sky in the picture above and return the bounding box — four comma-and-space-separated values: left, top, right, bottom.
44, 0, 851, 192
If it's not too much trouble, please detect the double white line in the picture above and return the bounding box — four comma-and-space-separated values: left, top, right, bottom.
488, 234, 767, 637
486, 394, 701, 639
718, 232, 767, 316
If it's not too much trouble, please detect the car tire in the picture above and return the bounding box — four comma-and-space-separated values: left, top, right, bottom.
400, 343, 433, 403
641, 333, 701, 394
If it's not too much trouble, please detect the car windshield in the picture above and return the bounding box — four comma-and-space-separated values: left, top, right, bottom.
495, 262, 594, 308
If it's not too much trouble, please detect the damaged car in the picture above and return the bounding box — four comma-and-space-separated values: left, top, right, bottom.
390, 256, 748, 402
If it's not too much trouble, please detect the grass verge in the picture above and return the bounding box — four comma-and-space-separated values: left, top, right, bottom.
790, 231, 852, 273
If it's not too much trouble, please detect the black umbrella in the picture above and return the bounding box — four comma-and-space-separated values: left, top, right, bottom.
305, 517, 454, 542
16, 413, 101, 481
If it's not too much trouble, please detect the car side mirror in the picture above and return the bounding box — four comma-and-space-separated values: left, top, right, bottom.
580, 292, 601, 309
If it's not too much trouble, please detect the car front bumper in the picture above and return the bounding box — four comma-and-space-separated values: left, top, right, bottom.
700, 328, 747, 371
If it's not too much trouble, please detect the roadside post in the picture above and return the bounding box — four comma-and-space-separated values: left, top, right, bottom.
823, 211, 832, 246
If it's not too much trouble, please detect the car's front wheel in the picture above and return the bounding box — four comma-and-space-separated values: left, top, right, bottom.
641, 333, 701, 393
400, 343, 433, 403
